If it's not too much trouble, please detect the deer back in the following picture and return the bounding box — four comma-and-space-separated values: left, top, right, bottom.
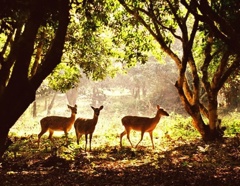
40, 104, 77, 132
122, 116, 157, 132
122, 105, 169, 132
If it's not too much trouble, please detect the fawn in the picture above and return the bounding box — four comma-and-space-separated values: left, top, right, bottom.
120, 105, 169, 149
74, 105, 103, 151
37, 104, 77, 147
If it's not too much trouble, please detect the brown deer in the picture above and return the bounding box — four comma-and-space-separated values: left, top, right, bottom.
37, 104, 77, 147
74, 105, 103, 151
120, 105, 169, 149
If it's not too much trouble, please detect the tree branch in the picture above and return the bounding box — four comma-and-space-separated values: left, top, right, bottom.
32, 0, 70, 89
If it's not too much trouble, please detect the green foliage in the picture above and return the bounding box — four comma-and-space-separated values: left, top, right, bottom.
34, 0, 163, 93
42, 0, 162, 93
47, 63, 80, 93
212, 0, 240, 32
75, 0, 159, 69
222, 112, 240, 136
163, 114, 200, 140
64, 5, 120, 80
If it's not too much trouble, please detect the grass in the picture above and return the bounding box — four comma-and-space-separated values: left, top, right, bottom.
6, 91, 240, 161
6, 102, 240, 161
2, 99, 240, 186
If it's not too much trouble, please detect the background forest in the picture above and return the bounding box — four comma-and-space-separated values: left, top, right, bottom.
1, 0, 240, 185
10, 59, 240, 141
5, 60, 240, 186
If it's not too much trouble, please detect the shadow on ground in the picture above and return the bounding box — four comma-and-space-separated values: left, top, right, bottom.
0, 136, 240, 186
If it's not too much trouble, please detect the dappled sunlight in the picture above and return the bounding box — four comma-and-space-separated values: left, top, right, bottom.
4, 62, 240, 185
1, 0, 240, 185
1, 135, 240, 185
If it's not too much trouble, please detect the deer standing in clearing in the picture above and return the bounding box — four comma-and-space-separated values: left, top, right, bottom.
74, 105, 103, 151
120, 105, 169, 149
37, 104, 77, 147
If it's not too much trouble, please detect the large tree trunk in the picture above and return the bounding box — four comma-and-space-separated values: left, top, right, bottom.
0, 0, 44, 158
0, 79, 36, 157
0, 0, 70, 158
175, 79, 225, 142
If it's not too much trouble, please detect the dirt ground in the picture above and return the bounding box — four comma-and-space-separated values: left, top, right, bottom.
0, 137, 240, 186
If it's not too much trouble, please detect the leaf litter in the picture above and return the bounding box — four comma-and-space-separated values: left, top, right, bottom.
0, 136, 240, 186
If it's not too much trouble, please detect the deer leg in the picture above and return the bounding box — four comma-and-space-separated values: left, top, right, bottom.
38, 128, 48, 148
64, 131, 68, 145
89, 133, 93, 151
75, 128, 81, 145
48, 131, 55, 145
149, 132, 154, 149
135, 131, 145, 148
126, 129, 133, 147
78, 134, 83, 145
120, 130, 126, 148
85, 134, 88, 152
75, 130, 79, 144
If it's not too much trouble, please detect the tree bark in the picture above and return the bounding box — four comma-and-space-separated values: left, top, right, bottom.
47, 92, 57, 115
66, 87, 78, 106
0, 0, 70, 158
0, 84, 36, 158
32, 101, 37, 118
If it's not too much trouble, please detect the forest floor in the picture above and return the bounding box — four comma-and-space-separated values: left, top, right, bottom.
0, 136, 240, 186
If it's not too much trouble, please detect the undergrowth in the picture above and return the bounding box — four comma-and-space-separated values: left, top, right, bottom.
5, 110, 240, 161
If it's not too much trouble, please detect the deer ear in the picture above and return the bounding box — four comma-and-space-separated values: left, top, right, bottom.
75, 104, 77, 108
91, 106, 94, 110
157, 105, 160, 109
100, 105, 104, 110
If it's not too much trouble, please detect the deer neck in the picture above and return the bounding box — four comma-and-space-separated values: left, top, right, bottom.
93, 114, 99, 123
70, 113, 76, 122
153, 113, 161, 123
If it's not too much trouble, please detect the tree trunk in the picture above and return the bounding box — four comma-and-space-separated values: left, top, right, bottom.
175, 80, 225, 142
66, 87, 78, 106
32, 101, 37, 118
47, 92, 57, 115
0, 0, 70, 158
0, 84, 36, 158
92, 87, 97, 106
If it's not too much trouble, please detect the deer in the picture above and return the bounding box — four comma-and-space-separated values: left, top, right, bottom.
37, 104, 77, 147
74, 105, 103, 152
120, 105, 169, 149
